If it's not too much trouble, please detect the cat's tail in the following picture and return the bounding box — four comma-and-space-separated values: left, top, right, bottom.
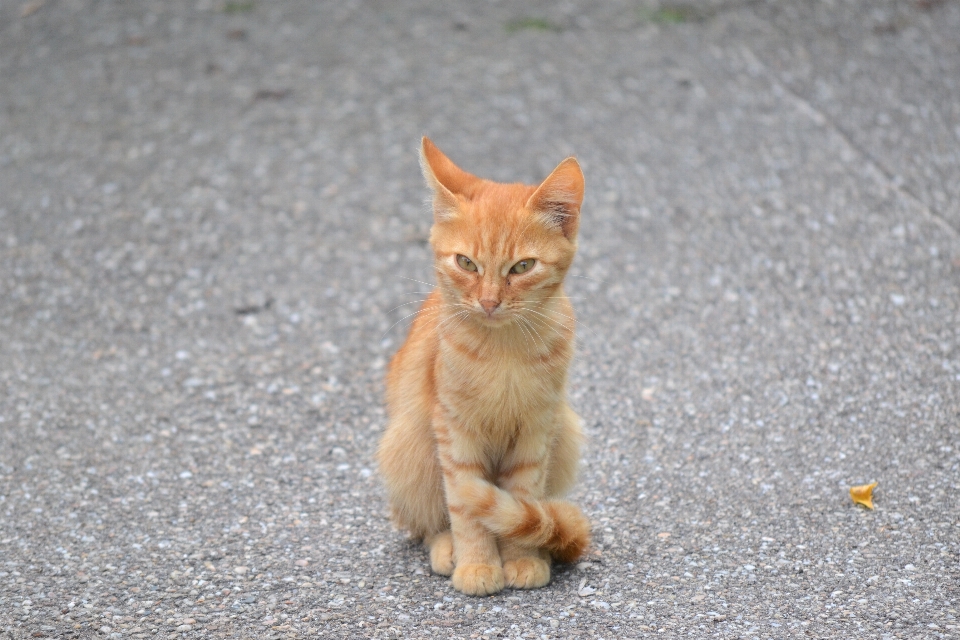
462, 483, 591, 563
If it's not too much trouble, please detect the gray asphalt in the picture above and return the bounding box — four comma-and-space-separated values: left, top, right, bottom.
1, 0, 959, 638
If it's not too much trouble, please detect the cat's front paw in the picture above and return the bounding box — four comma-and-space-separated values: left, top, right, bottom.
452, 563, 504, 596
503, 556, 551, 589
427, 530, 454, 576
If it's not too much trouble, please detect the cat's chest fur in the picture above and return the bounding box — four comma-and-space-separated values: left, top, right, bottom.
436, 329, 569, 436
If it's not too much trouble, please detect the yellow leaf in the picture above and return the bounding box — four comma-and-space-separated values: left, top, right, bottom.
850, 482, 878, 509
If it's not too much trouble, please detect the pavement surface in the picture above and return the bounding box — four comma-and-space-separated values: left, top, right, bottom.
1, 0, 959, 638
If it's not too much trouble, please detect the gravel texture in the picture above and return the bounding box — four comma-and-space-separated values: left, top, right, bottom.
1, 0, 959, 638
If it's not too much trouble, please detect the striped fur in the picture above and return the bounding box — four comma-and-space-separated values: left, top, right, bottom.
377, 138, 589, 596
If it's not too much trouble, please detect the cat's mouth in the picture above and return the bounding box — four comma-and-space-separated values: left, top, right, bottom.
473, 303, 513, 326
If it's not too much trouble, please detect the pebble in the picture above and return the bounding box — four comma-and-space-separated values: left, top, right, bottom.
176, 624, 192, 631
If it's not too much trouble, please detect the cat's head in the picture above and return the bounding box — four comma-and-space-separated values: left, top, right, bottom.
420, 137, 584, 327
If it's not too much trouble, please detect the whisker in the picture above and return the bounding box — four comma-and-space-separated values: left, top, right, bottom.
568, 274, 607, 285
527, 306, 599, 342
436, 304, 472, 326
527, 306, 579, 325
522, 310, 591, 354
435, 310, 462, 329
520, 310, 566, 341
384, 299, 430, 314
512, 316, 535, 359
398, 275, 436, 289
524, 302, 596, 335
380, 305, 448, 339
519, 315, 549, 354
521, 306, 585, 336
381, 309, 429, 340
440, 310, 472, 335
441, 302, 475, 315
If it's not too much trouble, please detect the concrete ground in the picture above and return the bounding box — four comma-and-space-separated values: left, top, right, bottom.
1, 0, 958, 638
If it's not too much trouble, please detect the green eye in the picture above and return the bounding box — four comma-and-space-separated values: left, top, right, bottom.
510, 259, 536, 274
456, 254, 478, 272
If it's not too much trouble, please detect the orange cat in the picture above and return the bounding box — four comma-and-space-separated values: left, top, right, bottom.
377, 138, 591, 596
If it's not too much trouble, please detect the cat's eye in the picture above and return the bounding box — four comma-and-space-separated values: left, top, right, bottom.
456, 254, 478, 272
510, 259, 536, 275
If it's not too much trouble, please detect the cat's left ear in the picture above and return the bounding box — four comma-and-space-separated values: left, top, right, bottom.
526, 158, 584, 241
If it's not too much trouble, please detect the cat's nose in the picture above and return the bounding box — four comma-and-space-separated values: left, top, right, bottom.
479, 299, 500, 315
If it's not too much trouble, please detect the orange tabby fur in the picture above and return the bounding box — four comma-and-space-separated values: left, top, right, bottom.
377, 138, 590, 596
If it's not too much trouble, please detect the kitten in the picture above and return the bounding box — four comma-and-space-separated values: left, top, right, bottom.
377, 138, 590, 596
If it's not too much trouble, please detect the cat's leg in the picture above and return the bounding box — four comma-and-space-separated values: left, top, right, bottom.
425, 530, 454, 576
446, 489, 504, 595
495, 417, 555, 589
434, 413, 504, 596
544, 403, 584, 499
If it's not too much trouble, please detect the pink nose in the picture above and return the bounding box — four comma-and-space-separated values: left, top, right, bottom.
480, 299, 500, 315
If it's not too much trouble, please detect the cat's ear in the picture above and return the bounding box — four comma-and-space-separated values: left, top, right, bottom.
526, 157, 584, 240
420, 137, 473, 222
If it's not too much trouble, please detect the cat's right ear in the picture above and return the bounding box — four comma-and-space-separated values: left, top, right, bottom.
420, 137, 470, 223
